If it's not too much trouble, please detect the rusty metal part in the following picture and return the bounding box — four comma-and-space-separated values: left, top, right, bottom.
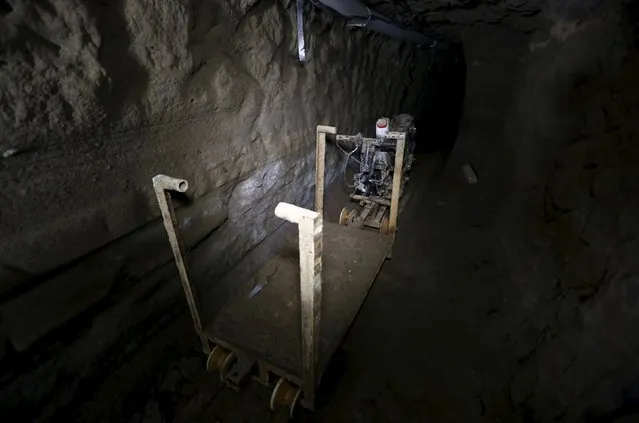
225, 353, 255, 389
339, 207, 356, 226
270, 377, 302, 418
206, 345, 236, 380
350, 194, 391, 207
254, 361, 271, 386
379, 216, 390, 234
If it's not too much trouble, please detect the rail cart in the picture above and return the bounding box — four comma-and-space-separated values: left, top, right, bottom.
334, 126, 413, 234
153, 125, 407, 416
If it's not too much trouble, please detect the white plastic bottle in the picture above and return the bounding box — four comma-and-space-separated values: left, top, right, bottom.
376, 117, 389, 138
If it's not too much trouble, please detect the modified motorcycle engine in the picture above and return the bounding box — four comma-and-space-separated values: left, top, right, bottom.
351, 114, 416, 199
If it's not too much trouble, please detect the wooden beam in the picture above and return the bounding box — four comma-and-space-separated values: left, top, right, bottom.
274, 202, 323, 408
350, 194, 391, 207
387, 132, 405, 234
335, 135, 376, 143
152, 175, 210, 354
315, 125, 336, 215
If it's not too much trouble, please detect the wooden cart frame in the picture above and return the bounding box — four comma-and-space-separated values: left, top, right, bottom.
153, 125, 407, 412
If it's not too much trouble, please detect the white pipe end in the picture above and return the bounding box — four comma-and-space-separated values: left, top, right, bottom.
152, 174, 189, 192
274, 202, 319, 224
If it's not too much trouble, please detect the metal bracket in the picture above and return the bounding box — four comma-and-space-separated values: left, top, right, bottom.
296, 0, 306, 63
224, 353, 256, 390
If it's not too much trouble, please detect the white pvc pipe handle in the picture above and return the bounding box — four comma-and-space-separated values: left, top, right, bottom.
274, 202, 319, 224
152, 174, 188, 192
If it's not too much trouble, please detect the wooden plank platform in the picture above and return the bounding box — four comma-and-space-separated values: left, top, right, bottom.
204, 222, 392, 386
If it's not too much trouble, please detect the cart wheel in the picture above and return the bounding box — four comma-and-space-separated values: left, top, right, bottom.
339, 207, 355, 226
206, 345, 236, 381
270, 377, 302, 418
380, 216, 391, 234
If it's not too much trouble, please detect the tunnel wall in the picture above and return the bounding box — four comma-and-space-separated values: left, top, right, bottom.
0, 0, 432, 415
453, 0, 639, 420
508, 5, 639, 420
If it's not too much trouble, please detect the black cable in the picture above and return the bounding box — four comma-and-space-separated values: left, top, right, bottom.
308, 0, 449, 49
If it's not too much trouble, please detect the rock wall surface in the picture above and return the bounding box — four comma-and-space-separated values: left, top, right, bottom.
0, 0, 434, 417
369, 0, 639, 420
390, 0, 639, 420
500, 4, 639, 420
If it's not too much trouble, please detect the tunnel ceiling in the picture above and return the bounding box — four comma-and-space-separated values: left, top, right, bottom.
363, 0, 548, 32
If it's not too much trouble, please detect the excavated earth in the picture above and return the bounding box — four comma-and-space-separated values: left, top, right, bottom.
2, 0, 639, 421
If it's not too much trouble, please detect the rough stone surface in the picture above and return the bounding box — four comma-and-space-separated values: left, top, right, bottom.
361, 0, 639, 420
365, 0, 543, 32
427, 0, 639, 420
0, 0, 439, 417
4, 0, 638, 421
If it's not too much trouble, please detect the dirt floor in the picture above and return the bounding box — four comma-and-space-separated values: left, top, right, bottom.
57, 131, 639, 422
63, 148, 527, 422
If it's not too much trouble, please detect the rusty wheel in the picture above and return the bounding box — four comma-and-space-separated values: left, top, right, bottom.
379, 216, 391, 234
270, 377, 302, 418
339, 207, 354, 226
206, 345, 236, 381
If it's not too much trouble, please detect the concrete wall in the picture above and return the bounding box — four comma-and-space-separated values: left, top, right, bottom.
0, 0, 433, 416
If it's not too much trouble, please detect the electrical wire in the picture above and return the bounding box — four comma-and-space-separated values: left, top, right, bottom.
347, 7, 372, 28
336, 138, 360, 188
308, 0, 405, 28
336, 138, 360, 164
308, 0, 443, 47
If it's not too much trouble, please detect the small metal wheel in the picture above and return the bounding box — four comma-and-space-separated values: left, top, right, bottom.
380, 216, 391, 234
339, 207, 356, 226
270, 377, 302, 418
206, 345, 236, 381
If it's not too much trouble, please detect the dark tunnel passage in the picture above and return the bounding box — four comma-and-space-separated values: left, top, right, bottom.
2, 0, 639, 422
414, 40, 466, 154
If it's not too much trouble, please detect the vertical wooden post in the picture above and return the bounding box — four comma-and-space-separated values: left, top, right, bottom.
315, 125, 337, 215
388, 132, 405, 234
274, 202, 323, 408
152, 175, 210, 354
298, 214, 322, 407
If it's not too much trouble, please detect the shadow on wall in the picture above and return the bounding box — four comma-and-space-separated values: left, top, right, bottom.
487, 4, 639, 420
0, 0, 12, 15
414, 40, 466, 155
84, 0, 149, 124
628, 0, 639, 48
